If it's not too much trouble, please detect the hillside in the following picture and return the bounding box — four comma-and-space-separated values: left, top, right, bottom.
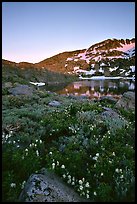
35, 38, 135, 77
2, 38, 135, 79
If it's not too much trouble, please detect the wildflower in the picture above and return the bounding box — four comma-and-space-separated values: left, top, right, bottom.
109, 160, 112, 164
82, 178, 85, 182
96, 153, 99, 157
86, 194, 90, 199
94, 164, 96, 168
67, 180, 71, 184
93, 156, 98, 161
25, 148, 28, 152
36, 139, 38, 142
36, 150, 39, 156
61, 164, 65, 169
94, 191, 97, 196
72, 177, 75, 181
22, 156, 24, 160
10, 183, 16, 188
62, 174, 66, 178
120, 175, 124, 179
49, 152, 52, 155
21, 181, 26, 189
85, 182, 90, 188
68, 175, 71, 179
115, 168, 119, 173
87, 190, 90, 194
72, 181, 75, 185
39, 140, 42, 144
112, 152, 115, 156
79, 180, 83, 185
52, 163, 55, 170
57, 161, 59, 166
101, 172, 104, 176
119, 169, 122, 173
79, 185, 83, 191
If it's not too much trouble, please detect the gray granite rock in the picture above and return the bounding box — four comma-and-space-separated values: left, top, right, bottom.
115, 91, 135, 110
19, 169, 91, 202
9, 85, 34, 96
48, 100, 61, 107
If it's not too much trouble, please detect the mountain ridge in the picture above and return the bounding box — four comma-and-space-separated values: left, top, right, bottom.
2, 38, 135, 78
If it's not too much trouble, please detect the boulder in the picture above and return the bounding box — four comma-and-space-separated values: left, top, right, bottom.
100, 95, 118, 104
48, 100, 61, 107
8, 85, 34, 96
101, 108, 127, 132
19, 169, 90, 202
115, 91, 135, 110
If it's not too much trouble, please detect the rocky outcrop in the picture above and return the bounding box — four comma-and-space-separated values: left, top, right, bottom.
8, 85, 34, 96
101, 108, 127, 131
48, 100, 61, 107
19, 169, 90, 202
115, 91, 135, 110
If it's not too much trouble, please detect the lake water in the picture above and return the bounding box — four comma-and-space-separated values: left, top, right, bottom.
45, 79, 135, 100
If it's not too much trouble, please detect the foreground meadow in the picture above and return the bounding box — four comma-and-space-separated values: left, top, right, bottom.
2, 89, 135, 202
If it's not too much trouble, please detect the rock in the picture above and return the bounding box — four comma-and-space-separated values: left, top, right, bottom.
101, 109, 127, 132
19, 169, 90, 202
48, 100, 61, 107
100, 96, 118, 104
3, 82, 13, 88
115, 91, 135, 110
9, 85, 34, 96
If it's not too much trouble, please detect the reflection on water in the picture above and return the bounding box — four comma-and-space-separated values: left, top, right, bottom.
56, 79, 135, 99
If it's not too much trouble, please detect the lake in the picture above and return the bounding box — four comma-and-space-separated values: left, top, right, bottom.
44, 78, 135, 100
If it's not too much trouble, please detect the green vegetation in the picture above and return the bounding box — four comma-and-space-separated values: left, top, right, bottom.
2, 88, 135, 202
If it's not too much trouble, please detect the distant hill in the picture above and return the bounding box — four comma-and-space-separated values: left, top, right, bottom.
2, 38, 135, 78
36, 38, 135, 77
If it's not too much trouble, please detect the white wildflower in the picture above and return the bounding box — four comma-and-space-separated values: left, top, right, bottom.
67, 180, 71, 184
86, 194, 90, 199
21, 181, 26, 189
49, 152, 52, 155
61, 164, 65, 169
120, 175, 124, 179
79, 180, 83, 185
94, 191, 97, 196
62, 174, 66, 178
85, 182, 90, 188
10, 183, 16, 188
96, 153, 99, 157
112, 152, 115, 156
87, 190, 90, 194
36, 150, 39, 156
115, 168, 119, 173
57, 161, 59, 166
71, 181, 75, 185
68, 175, 71, 179
52, 163, 55, 170
79, 185, 83, 191
39, 140, 42, 144
25, 148, 28, 152
101, 172, 104, 176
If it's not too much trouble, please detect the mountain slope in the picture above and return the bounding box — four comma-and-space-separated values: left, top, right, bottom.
2, 38, 135, 78
35, 38, 135, 77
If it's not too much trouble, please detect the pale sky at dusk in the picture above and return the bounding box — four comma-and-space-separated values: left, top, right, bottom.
2, 2, 135, 63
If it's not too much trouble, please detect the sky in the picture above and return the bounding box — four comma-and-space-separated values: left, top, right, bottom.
2, 2, 135, 63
